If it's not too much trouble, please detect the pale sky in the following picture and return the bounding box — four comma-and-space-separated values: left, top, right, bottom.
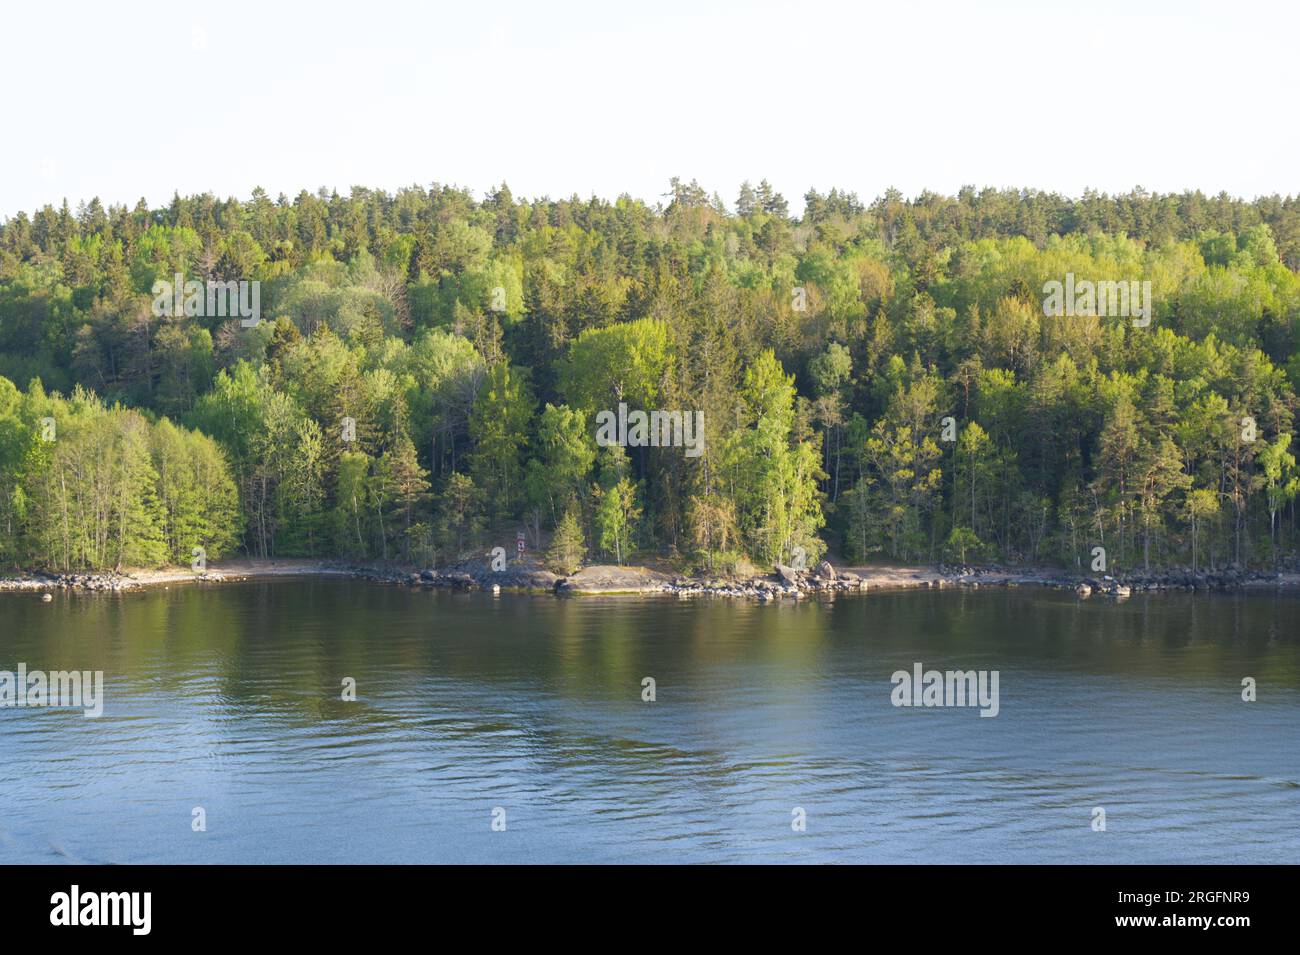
4, 0, 1296, 219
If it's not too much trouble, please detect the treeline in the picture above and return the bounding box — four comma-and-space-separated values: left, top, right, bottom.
0, 180, 1298, 574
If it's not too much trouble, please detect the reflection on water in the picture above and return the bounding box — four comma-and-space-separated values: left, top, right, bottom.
1, 581, 1298, 863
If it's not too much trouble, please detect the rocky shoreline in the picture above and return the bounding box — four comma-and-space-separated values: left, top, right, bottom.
359, 557, 1298, 599
2, 558, 1294, 599
0, 561, 327, 593
0, 569, 228, 593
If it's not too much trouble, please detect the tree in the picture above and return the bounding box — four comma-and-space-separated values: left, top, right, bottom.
858, 420, 943, 560
151, 418, 239, 564
592, 446, 641, 565
809, 342, 852, 500
563, 318, 672, 414
546, 505, 586, 575
333, 451, 371, 558
953, 422, 994, 541
687, 492, 739, 573
593, 476, 640, 565
1259, 434, 1299, 565
1186, 488, 1220, 573
945, 526, 982, 565
524, 403, 595, 530
435, 472, 483, 560
374, 435, 431, 560
469, 362, 533, 517
725, 350, 825, 566
276, 418, 326, 556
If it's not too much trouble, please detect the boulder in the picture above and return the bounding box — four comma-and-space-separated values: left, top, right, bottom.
775, 563, 801, 586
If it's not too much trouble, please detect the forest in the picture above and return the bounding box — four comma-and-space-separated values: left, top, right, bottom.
1, 180, 1298, 576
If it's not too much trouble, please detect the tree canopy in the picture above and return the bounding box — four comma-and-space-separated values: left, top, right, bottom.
2, 181, 1298, 573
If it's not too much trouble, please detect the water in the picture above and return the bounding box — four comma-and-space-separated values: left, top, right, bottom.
2, 580, 1298, 864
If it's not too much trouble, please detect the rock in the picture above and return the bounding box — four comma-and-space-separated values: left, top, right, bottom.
775, 564, 801, 586
41, 593, 52, 602
1076, 583, 1092, 598
550, 565, 659, 593
814, 560, 836, 581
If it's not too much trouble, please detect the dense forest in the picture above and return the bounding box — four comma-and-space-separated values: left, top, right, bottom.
2, 181, 1299, 575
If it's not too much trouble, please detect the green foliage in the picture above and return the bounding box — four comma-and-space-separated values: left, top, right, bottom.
333, 450, 371, 558
525, 403, 595, 525
563, 318, 673, 413
468, 361, 533, 516
546, 505, 587, 575
435, 471, 483, 560
0, 377, 235, 569
592, 447, 642, 566
723, 350, 826, 566
944, 526, 983, 564
3, 181, 1300, 576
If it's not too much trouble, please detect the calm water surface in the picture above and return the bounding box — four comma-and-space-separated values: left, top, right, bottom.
2, 580, 1299, 864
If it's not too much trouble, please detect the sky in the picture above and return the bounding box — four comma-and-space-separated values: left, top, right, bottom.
4, 0, 1296, 219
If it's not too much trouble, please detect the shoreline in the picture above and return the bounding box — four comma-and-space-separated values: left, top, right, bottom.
0, 559, 375, 594
2, 558, 1297, 599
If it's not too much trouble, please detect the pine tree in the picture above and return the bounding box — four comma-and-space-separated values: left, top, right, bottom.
546, 505, 586, 575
